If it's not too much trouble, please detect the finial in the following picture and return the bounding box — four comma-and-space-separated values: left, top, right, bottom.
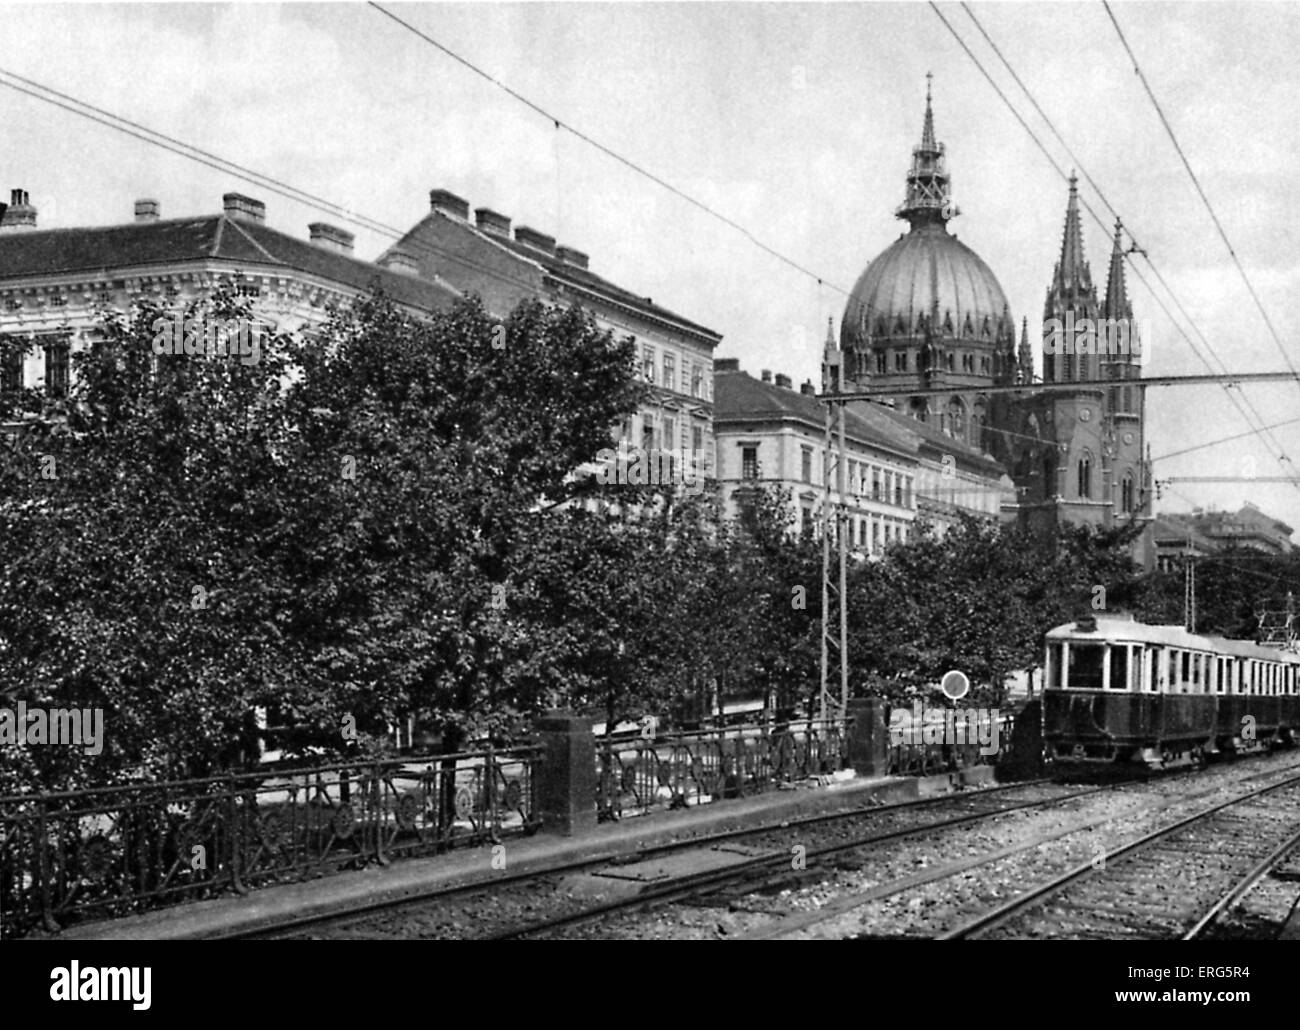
1069, 170, 1078, 192
926, 71, 933, 103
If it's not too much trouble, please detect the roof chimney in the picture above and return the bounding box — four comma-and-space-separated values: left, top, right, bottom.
308, 222, 355, 254
223, 192, 265, 224
775, 373, 793, 390
557, 245, 589, 270
134, 198, 160, 223
714, 358, 740, 373
0, 188, 37, 232
515, 226, 556, 254
800, 380, 817, 396
760, 369, 772, 383
429, 188, 470, 220
474, 207, 511, 238
378, 248, 418, 275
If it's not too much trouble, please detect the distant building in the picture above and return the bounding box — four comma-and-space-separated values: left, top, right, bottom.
834, 82, 1153, 566
714, 360, 920, 550
0, 188, 460, 403
1155, 504, 1295, 569
713, 356, 1013, 549
384, 189, 722, 480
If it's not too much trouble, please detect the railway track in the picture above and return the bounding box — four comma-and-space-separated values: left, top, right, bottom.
240, 777, 1096, 939
940, 768, 1300, 940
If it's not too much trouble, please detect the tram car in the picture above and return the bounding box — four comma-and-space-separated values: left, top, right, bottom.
1043, 613, 1300, 766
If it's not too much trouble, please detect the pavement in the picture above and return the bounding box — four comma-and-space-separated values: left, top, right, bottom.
52, 766, 994, 940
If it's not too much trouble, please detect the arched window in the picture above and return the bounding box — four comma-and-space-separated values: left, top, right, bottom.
1121, 470, 1135, 513
946, 397, 965, 440
1077, 452, 1093, 499
910, 397, 928, 422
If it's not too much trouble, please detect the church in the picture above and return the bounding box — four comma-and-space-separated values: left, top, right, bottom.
835, 80, 1154, 566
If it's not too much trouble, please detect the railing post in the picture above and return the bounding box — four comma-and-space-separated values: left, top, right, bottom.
534, 711, 596, 836
846, 697, 889, 777
37, 797, 58, 933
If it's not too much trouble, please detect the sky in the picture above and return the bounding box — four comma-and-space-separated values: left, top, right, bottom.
3, 1, 1300, 532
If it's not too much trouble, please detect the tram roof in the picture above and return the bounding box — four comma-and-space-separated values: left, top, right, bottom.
1046, 615, 1300, 664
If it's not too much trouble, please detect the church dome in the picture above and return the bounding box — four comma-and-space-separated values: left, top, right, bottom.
838, 78, 1015, 379
842, 224, 1011, 351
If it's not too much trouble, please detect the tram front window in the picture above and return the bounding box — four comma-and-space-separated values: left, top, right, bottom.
1069, 643, 1105, 689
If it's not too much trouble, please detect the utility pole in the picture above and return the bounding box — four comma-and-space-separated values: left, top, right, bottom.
820, 320, 848, 723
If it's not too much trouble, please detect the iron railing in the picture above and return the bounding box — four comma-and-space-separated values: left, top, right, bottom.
885, 706, 1017, 777
595, 717, 849, 820
0, 746, 540, 938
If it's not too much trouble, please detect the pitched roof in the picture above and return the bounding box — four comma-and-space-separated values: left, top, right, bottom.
713, 369, 919, 460
387, 211, 720, 342
0, 215, 461, 314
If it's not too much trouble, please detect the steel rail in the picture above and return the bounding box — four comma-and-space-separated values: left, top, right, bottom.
226, 777, 1051, 939
487, 782, 1120, 940
937, 768, 1300, 940
1181, 824, 1300, 940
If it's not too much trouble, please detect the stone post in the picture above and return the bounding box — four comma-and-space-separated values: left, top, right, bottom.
846, 696, 888, 777
534, 711, 597, 836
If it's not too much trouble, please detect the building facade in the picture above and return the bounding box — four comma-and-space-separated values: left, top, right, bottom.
713, 359, 920, 553
0, 188, 461, 403
383, 190, 722, 481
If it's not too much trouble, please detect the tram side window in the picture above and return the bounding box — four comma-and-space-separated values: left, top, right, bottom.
1181, 651, 1191, 693
1191, 653, 1202, 693
1069, 643, 1104, 690
1048, 643, 1065, 688
1108, 644, 1129, 690
1147, 647, 1160, 692
1215, 657, 1225, 695
1236, 660, 1246, 695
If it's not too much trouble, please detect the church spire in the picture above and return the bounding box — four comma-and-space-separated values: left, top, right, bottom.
1054, 173, 1091, 293
1103, 218, 1131, 320
1017, 316, 1034, 384
921, 71, 937, 151
897, 73, 956, 230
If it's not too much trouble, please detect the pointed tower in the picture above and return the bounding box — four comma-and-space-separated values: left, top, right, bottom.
841, 75, 1014, 447
1042, 174, 1099, 383
1017, 317, 1034, 384
1101, 218, 1141, 384
896, 72, 958, 229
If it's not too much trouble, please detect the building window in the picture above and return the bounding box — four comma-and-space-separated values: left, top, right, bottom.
642, 345, 655, 384
663, 415, 676, 452
800, 506, 814, 541
662, 353, 676, 391
741, 446, 759, 480
895, 477, 904, 507
801, 446, 813, 484
894, 351, 907, 372
691, 365, 704, 398
44, 338, 70, 398
876, 352, 887, 375
642, 418, 656, 453
1077, 452, 1092, 499
692, 425, 703, 456
872, 468, 882, 501
1121, 471, 1135, 513
872, 521, 880, 551
946, 398, 965, 440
